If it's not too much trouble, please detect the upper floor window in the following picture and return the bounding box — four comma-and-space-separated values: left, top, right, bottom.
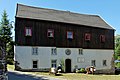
51, 48, 57, 55
67, 31, 73, 39
32, 47, 38, 55
100, 35, 105, 42
47, 29, 54, 38
25, 27, 32, 36
85, 33, 91, 41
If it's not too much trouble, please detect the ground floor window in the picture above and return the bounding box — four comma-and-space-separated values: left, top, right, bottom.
103, 60, 107, 66
33, 60, 38, 69
91, 60, 96, 67
51, 60, 57, 68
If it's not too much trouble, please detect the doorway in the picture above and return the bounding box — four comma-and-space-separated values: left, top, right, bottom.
65, 59, 71, 73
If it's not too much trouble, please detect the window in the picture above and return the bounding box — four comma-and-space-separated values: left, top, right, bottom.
47, 29, 54, 37
32, 47, 38, 55
33, 60, 38, 69
67, 31, 73, 39
103, 60, 107, 66
100, 35, 105, 42
51, 48, 57, 55
79, 48, 83, 55
85, 33, 91, 41
77, 57, 84, 63
91, 60, 96, 67
51, 60, 57, 68
25, 27, 32, 36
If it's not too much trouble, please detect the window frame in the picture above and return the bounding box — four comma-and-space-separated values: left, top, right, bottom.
85, 33, 91, 41
100, 35, 105, 42
91, 60, 96, 67
32, 60, 38, 69
103, 60, 107, 66
25, 27, 32, 36
67, 31, 73, 39
51, 60, 57, 68
47, 29, 54, 38
77, 57, 85, 63
32, 47, 38, 55
51, 48, 57, 55
79, 48, 83, 55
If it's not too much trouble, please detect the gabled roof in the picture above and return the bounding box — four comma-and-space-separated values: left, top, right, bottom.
16, 4, 114, 30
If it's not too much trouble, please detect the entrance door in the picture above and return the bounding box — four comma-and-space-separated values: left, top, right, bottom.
65, 59, 71, 73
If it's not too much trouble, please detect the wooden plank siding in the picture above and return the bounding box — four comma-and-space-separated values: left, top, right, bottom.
15, 17, 114, 49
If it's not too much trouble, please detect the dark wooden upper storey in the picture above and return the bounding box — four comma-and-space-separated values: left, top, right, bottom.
15, 4, 115, 49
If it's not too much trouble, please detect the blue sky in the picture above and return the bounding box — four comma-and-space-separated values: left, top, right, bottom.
0, 0, 120, 36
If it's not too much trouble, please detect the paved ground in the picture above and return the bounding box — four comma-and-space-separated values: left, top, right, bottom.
8, 71, 60, 80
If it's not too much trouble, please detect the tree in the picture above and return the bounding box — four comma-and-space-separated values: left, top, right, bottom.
115, 35, 120, 60
0, 10, 14, 64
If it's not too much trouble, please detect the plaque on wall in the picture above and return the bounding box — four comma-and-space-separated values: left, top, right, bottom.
65, 49, 71, 55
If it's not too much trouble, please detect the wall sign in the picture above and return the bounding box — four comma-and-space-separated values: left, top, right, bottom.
65, 49, 71, 55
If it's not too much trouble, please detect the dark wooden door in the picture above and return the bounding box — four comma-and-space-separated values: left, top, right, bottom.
65, 59, 71, 73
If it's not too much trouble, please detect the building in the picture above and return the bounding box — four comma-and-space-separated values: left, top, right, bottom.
14, 4, 115, 73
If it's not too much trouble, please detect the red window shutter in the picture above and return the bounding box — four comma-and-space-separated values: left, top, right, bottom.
85, 33, 91, 41
25, 27, 32, 36
47, 29, 54, 37
67, 31, 73, 39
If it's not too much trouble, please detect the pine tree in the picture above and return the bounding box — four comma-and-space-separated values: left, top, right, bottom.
0, 10, 12, 43
0, 10, 14, 64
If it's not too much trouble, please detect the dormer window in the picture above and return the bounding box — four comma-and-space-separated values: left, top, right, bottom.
25, 27, 32, 36
100, 35, 105, 42
67, 31, 73, 39
85, 33, 91, 41
47, 29, 54, 38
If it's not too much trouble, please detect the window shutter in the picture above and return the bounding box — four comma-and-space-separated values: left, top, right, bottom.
25, 27, 32, 36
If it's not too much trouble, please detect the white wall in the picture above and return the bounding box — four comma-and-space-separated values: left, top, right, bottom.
14, 46, 114, 71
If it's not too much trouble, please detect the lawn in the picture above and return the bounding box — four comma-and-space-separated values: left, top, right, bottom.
31, 72, 120, 80
7, 65, 120, 80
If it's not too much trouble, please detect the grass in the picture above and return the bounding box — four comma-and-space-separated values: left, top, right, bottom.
7, 65, 120, 80
31, 72, 120, 80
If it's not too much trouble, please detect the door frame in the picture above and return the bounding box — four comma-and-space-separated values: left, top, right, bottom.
65, 59, 71, 73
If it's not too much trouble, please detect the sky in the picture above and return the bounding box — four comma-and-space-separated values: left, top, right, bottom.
0, 0, 120, 37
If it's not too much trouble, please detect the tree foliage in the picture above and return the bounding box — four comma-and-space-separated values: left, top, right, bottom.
0, 10, 14, 64
115, 34, 120, 60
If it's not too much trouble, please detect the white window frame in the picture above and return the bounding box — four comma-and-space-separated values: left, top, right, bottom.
77, 57, 84, 63
32, 47, 38, 55
103, 60, 107, 66
32, 60, 38, 69
91, 60, 96, 67
47, 29, 54, 38
79, 48, 83, 55
85, 33, 91, 41
67, 31, 73, 39
25, 27, 32, 36
51, 60, 57, 68
51, 48, 57, 55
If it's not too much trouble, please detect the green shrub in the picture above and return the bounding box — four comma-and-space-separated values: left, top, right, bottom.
80, 68, 86, 73
7, 58, 14, 65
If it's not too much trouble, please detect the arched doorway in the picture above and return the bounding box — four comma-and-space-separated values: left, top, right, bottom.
65, 59, 71, 73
